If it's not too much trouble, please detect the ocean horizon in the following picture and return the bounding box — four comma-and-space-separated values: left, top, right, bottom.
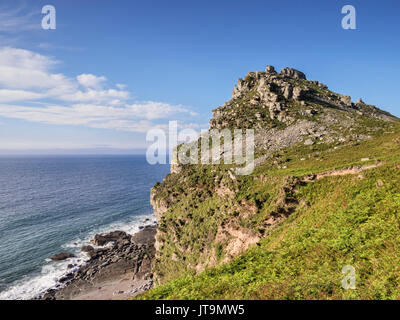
0, 155, 169, 300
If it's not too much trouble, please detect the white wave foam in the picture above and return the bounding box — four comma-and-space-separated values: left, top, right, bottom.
0, 213, 156, 300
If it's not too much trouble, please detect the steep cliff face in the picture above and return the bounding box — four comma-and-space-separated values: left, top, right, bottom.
150, 66, 399, 286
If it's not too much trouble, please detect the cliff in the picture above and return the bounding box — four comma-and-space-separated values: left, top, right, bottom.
145, 66, 400, 299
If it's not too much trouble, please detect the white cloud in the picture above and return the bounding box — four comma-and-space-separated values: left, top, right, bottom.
0, 102, 197, 133
0, 65, 72, 90
58, 89, 130, 103
0, 47, 199, 133
77, 74, 107, 89
0, 5, 40, 33
116, 83, 127, 90
0, 89, 44, 102
37, 43, 84, 52
0, 47, 68, 89
0, 46, 57, 70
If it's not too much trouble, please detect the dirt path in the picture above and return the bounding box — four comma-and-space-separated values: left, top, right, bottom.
303, 162, 382, 181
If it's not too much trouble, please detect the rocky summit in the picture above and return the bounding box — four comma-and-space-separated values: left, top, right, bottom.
144, 66, 400, 300
212, 66, 395, 160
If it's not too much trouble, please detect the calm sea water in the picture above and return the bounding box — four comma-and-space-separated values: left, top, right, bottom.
0, 155, 169, 300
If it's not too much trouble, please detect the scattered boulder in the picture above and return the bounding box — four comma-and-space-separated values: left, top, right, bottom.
280, 67, 307, 80
51, 253, 75, 261
340, 95, 352, 105
91, 231, 129, 246
304, 138, 314, 146
39, 226, 157, 300
265, 65, 276, 73
81, 245, 94, 253
88, 248, 109, 259
131, 225, 157, 246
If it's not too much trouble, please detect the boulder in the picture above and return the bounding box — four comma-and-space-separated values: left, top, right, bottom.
340, 95, 352, 105
281, 67, 307, 80
304, 138, 314, 146
265, 65, 276, 73
50, 252, 75, 261
91, 230, 128, 246
86, 250, 98, 259
81, 245, 94, 253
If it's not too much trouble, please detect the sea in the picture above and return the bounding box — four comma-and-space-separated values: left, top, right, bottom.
0, 155, 169, 300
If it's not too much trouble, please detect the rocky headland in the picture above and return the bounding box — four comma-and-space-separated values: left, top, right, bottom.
148, 65, 400, 293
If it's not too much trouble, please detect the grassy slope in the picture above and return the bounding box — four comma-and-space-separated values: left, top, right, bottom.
138, 125, 400, 300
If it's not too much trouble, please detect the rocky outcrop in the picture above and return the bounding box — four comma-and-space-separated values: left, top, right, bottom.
211, 65, 398, 162
150, 190, 169, 221
265, 65, 276, 73
280, 67, 306, 80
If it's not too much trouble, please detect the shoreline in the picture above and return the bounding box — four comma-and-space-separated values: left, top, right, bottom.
38, 224, 157, 300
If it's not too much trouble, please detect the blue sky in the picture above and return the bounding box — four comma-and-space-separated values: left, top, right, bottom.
0, 0, 399, 154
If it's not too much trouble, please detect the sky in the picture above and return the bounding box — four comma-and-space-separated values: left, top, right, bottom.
0, 0, 399, 154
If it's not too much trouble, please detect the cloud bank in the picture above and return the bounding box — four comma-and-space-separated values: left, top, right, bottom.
0, 47, 198, 133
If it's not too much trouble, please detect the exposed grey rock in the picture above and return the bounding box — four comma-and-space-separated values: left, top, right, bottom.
293, 87, 305, 100
340, 95, 352, 105
281, 83, 293, 99
304, 138, 314, 146
265, 65, 276, 73
280, 67, 307, 80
